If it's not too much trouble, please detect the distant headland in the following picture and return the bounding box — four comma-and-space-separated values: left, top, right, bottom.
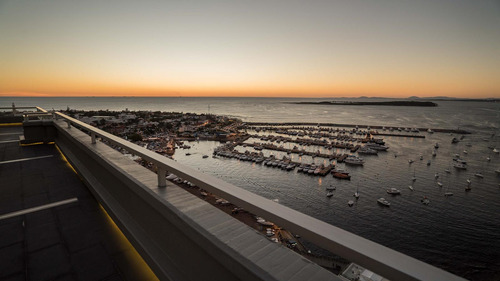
290, 101, 438, 107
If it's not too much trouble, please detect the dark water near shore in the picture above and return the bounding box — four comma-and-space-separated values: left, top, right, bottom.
2, 97, 500, 280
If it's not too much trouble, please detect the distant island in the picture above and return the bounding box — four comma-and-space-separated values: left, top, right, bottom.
290, 101, 438, 107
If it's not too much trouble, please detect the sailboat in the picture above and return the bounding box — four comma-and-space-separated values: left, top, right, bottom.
444, 177, 453, 197
354, 183, 360, 199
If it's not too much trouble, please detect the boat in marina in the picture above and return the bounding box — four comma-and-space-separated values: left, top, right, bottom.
421, 196, 430, 205
326, 185, 336, 191
358, 146, 378, 155
377, 198, 390, 206
386, 188, 401, 195
453, 162, 467, 169
344, 155, 365, 165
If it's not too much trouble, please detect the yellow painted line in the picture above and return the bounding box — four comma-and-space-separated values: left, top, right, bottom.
0, 123, 22, 127
20, 142, 45, 146
0, 198, 78, 220
55, 144, 80, 176
99, 205, 159, 280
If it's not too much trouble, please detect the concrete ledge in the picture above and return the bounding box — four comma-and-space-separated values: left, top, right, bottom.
53, 120, 339, 281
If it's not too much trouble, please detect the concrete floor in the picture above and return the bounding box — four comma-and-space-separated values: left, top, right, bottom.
0, 126, 156, 281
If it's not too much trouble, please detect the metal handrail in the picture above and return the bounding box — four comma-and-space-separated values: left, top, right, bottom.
52, 110, 465, 281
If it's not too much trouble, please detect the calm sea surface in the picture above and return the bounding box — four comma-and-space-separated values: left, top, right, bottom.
2, 97, 500, 280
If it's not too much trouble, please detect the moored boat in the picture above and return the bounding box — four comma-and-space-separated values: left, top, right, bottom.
377, 197, 390, 206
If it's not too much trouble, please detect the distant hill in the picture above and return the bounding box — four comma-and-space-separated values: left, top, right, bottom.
290, 101, 438, 107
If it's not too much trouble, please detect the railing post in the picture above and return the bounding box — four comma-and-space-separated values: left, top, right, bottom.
157, 166, 166, 188
66, 120, 71, 129
91, 132, 96, 144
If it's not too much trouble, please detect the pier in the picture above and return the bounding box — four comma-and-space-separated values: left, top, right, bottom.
245, 122, 471, 134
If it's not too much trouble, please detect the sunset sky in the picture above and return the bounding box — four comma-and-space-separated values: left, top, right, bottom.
1, 0, 499, 98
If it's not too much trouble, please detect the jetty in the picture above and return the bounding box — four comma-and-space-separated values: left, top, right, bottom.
245, 122, 470, 134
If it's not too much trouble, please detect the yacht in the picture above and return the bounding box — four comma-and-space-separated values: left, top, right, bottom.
427, 129, 434, 134
408, 185, 414, 191
493, 148, 499, 154
377, 198, 390, 206
474, 172, 484, 178
365, 143, 389, 151
326, 192, 334, 197
453, 162, 467, 169
326, 185, 336, 191
437, 182, 443, 187
344, 155, 365, 165
421, 196, 430, 205
386, 188, 401, 195
358, 147, 378, 155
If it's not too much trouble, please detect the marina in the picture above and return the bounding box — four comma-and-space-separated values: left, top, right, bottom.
2, 97, 500, 281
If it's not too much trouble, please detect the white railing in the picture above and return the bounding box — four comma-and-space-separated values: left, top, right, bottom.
52, 110, 464, 281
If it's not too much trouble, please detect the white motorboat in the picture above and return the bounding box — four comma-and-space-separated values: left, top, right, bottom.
408, 185, 414, 191
421, 196, 430, 205
377, 198, 390, 206
348, 200, 354, 207
467, 178, 471, 184
386, 188, 401, 195
474, 172, 484, 178
326, 185, 336, 191
326, 192, 334, 197
344, 155, 365, 165
444, 192, 454, 197
437, 182, 443, 187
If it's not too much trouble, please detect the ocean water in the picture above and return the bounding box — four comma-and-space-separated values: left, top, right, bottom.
2, 96, 500, 280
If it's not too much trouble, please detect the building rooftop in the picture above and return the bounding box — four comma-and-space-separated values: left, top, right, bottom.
0, 125, 156, 281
